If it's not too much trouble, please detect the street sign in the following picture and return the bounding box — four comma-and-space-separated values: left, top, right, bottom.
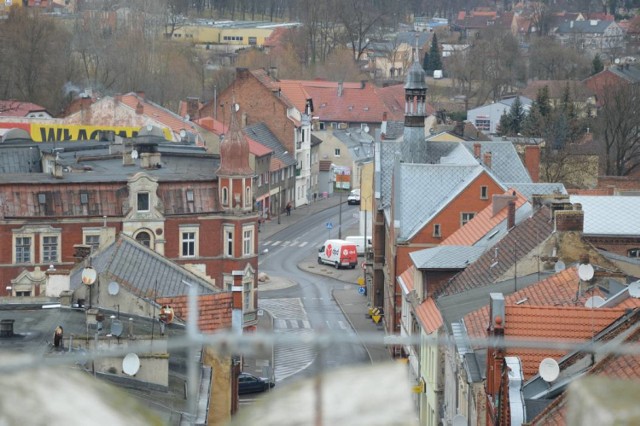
326, 222, 333, 229
357, 277, 364, 286
358, 286, 366, 295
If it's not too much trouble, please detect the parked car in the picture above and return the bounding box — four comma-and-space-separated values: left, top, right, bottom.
238, 372, 275, 394
347, 189, 361, 205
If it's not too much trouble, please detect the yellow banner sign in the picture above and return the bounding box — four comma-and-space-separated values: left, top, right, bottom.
30, 124, 172, 142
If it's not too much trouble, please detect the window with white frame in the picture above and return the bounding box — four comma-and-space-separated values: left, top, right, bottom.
433, 224, 441, 237
83, 230, 101, 252
242, 225, 254, 256
461, 212, 476, 226
137, 192, 150, 212
334, 148, 341, 157
480, 186, 488, 199
14, 236, 32, 264
180, 225, 199, 258
224, 225, 234, 257
223, 275, 233, 291
222, 187, 229, 206
41, 235, 59, 263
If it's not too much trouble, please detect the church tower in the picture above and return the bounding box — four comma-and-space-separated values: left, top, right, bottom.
401, 41, 428, 163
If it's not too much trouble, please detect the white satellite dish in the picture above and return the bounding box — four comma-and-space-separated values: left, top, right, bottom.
615, 58, 621, 64
122, 353, 140, 376
554, 260, 566, 273
585, 295, 605, 308
234, 103, 240, 112
81, 267, 97, 286
179, 129, 187, 139
578, 263, 594, 281
363, 125, 370, 133
131, 149, 139, 160
539, 358, 560, 382
107, 281, 120, 296
452, 414, 467, 426
628, 281, 640, 298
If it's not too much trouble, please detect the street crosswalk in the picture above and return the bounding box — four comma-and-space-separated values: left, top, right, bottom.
260, 239, 318, 249
258, 298, 354, 381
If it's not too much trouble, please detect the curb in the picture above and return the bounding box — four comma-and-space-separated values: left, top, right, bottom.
330, 287, 373, 364
296, 261, 360, 285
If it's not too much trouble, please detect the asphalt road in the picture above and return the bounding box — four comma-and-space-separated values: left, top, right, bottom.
256, 202, 369, 387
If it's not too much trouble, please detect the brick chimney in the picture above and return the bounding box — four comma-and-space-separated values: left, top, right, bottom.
486, 293, 506, 398
135, 91, 145, 99
555, 203, 584, 232
236, 67, 250, 80
80, 97, 92, 124
524, 145, 541, 183
338, 81, 343, 97
483, 151, 492, 169
473, 143, 481, 158
507, 200, 516, 230
135, 102, 144, 115
186, 97, 199, 121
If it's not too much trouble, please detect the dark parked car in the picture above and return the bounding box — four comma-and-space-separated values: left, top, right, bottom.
238, 372, 275, 394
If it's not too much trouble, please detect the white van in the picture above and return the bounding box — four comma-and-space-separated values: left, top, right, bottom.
318, 239, 358, 269
345, 235, 372, 256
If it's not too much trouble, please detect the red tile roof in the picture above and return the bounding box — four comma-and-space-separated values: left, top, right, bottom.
465, 304, 626, 378
398, 266, 415, 293
157, 293, 233, 333
415, 298, 444, 334
442, 189, 528, 246
0, 100, 49, 117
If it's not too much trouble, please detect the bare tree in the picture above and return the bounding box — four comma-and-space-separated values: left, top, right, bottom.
595, 82, 640, 176
338, 0, 387, 61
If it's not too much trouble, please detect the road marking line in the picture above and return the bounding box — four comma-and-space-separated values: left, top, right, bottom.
271, 241, 281, 246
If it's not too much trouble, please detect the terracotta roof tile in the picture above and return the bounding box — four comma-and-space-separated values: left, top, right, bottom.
415, 298, 444, 334
157, 293, 233, 333
442, 189, 528, 246
0, 100, 49, 117
196, 117, 272, 157
465, 304, 626, 379
398, 266, 414, 293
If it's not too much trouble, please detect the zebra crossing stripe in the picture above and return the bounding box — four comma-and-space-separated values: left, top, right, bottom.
299, 242, 308, 247
271, 241, 281, 246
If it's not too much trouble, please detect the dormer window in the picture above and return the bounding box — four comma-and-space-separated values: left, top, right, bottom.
186, 189, 194, 202
137, 192, 150, 212
80, 192, 89, 205
38, 193, 46, 204
245, 186, 251, 207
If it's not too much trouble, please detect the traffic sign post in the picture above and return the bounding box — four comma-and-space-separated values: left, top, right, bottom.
358, 286, 366, 295
326, 222, 333, 239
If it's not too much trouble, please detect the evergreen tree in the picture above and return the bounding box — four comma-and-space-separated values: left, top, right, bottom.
426, 33, 442, 73
536, 86, 551, 118
422, 52, 429, 72
592, 54, 604, 75
508, 95, 526, 135
498, 110, 512, 136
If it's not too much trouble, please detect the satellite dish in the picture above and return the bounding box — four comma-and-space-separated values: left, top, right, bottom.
585, 296, 605, 308
539, 358, 560, 382
131, 149, 139, 160
234, 103, 240, 112
554, 260, 566, 273
179, 129, 187, 139
615, 58, 621, 64
111, 320, 123, 337
578, 264, 594, 281
628, 281, 640, 298
108, 281, 120, 296
146, 124, 153, 132
122, 353, 140, 376
363, 125, 370, 133
81, 267, 97, 285
452, 414, 467, 426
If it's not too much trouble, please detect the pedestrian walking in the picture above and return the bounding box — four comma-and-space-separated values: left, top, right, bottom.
286, 202, 292, 216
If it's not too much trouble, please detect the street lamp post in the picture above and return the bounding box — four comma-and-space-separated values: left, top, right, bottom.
338, 189, 343, 239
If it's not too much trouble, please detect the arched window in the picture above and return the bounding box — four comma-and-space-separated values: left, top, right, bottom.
245, 186, 251, 207
135, 231, 151, 248
222, 187, 228, 205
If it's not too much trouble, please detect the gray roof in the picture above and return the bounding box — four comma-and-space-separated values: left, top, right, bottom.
0, 144, 42, 173
0, 140, 221, 183
472, 202, 533, 249
509, 183, 567, 202
606, 64, 640, 83
385, 121, 405, 140
395, 31, 431, 47
410, 246, 486, 269
570, 195, 640, 236
397, 163, 485, 240
333, 130, 375, 161
377, 140, 401, 208
498, 96, 533, 108
70, 235, 218, 297
556, 20, 613, 34
404, 60, 427, 90
244, 123, 296, 166
462, 141, 533, 183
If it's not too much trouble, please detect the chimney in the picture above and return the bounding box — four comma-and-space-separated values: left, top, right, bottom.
473, 143, 481, 158
241, 112, 248, 127
555, 204, 584, 232
140, 152, 161, 169
381, 112, 387, 140
361, 80, 366, 89
507, 200, 516, 230
186, 97, 199, 121
135, 91, 145, 99
236, 67, 250, 79
483, 151, 492, 168
135, 102, 144, 115
524, 145, 541, 182
486, 293, 506, 398
80, 97, 92, 123
491, 192, 517, 216
337, 81, 343, 97
268, 66, 278, 80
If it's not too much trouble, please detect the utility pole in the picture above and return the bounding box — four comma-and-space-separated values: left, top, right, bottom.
338, 187, 343, 239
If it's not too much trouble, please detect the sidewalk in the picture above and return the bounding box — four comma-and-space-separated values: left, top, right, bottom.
243, 194, 390, 379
